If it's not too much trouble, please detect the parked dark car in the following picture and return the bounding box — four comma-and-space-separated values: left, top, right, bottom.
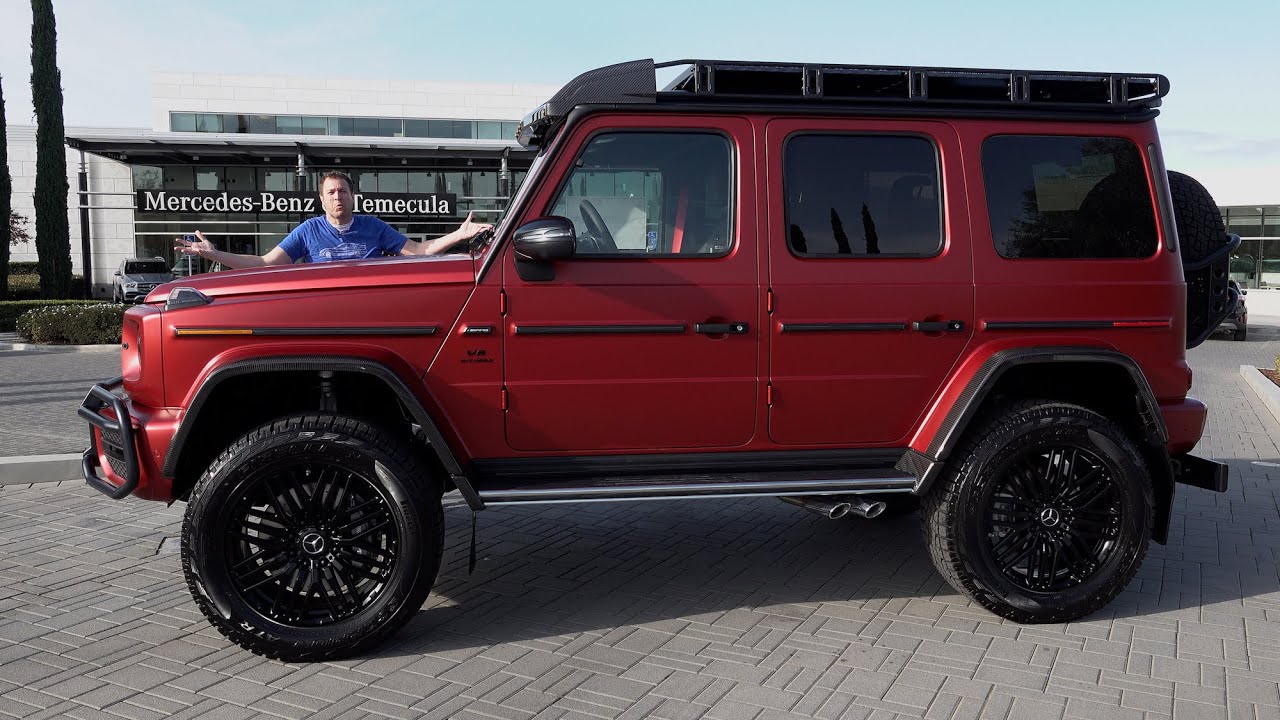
112, 258, 173, 303
1219, 280, 1247, 340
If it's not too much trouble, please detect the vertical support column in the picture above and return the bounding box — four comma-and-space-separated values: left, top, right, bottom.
295, 148, 307, 192
497, 147, 511, 212
77, 150, 93, 299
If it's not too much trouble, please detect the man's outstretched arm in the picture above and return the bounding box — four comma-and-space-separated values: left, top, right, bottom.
174, 231, 293, 269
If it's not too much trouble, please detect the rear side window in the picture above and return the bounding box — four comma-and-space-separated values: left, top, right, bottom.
983, 136, 1156, 259
784, 134, 942, 257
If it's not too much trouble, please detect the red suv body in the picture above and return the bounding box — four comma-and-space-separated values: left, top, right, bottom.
80, 59, 1235, 661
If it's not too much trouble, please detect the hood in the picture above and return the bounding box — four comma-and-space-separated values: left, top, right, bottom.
148, 253, 476, 304
121, 273, 174, 284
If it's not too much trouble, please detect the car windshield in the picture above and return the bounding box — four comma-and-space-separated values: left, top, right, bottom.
125, 261, 168, 274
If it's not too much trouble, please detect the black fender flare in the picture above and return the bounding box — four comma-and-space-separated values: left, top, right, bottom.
897, 347, 1175, 541
161, 355, 483, 510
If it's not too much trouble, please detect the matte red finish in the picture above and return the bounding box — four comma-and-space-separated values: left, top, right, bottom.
764, 118, 974, 445
101, 110, 1206, 501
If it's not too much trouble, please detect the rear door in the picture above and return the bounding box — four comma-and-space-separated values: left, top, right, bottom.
765, 119, 974, 445
502, 116, 760, 452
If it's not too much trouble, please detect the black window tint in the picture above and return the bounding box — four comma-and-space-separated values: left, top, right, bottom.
784, 135, 941, 257
548, 132, 733, 256
983, 136, 1156, 259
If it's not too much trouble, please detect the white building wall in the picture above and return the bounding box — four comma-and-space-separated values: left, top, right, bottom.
6, 70, 561, 299
150, 72, 560, 131
5, 125, 135, 298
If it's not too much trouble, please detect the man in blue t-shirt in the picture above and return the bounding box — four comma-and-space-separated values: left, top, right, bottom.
173, 171, 491, 269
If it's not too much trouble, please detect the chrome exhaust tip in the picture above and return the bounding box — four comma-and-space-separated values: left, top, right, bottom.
846, 496, 886, 519
780, 495, 850, 520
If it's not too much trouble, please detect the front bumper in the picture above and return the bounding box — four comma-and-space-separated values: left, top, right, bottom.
78, 378, 177, 500
78, 376, 138, 498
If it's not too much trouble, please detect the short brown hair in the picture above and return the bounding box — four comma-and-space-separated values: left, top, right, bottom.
319, 171, 353, 193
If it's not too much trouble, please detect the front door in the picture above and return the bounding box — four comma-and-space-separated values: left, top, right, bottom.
766, 119, 974, 445
503, 117, 759, 452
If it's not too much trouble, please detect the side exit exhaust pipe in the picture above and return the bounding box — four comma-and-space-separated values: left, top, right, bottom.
845, 496, 886, 519
780, 495, 849, 520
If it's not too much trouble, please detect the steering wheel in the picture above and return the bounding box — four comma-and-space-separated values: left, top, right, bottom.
578, 199, 617, 252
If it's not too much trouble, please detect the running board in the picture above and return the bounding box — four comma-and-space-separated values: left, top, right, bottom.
475, 470, 915, 506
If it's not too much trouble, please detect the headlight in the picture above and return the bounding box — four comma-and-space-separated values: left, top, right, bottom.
123, 282, 138, 289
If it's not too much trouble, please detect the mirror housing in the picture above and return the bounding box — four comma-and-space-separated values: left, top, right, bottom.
514, 217, 576, 263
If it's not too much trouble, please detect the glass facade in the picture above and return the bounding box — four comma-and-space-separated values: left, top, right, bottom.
1223, 205, 1280, 289
132, 164, 527, 270
171, 112, 520, 141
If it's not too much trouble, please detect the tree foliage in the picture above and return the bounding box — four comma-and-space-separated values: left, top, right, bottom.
30, 0, 73, 298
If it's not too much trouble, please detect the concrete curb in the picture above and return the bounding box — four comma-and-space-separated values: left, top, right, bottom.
1240, 364, 1280, 427
0, 454, 84, 485
0, 342, 118, 353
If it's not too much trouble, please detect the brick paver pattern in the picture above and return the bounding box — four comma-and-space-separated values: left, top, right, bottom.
0, 337, 1277, 719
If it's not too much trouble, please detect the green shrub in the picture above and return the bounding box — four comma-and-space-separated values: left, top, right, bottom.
15, 303, 124, 344
4, 273, 87, 300
0, 299, 107, 333
6, 274, 40, 299
6, 261, 39, 276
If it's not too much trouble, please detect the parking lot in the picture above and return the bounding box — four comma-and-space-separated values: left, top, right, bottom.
1, 332, 1278, 720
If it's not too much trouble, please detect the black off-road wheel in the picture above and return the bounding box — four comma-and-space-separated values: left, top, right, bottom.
1235, 325, 1247, 341
1168, 170, 1227, 264
922, 401, 1152, 623
182, 413, 443, 661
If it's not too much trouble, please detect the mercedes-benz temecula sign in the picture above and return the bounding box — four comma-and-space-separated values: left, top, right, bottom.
136, 190, 458, 216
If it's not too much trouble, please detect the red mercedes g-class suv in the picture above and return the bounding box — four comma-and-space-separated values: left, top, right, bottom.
80, 59, 1237, 661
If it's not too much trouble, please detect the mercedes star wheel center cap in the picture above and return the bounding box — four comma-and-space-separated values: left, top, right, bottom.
1039, 508, 1062, 528
301, 532, 326, 555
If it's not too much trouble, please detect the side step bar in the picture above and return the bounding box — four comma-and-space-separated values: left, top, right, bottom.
477, 472, 915, 506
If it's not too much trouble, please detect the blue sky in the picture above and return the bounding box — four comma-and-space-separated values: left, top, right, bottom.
1, 0, 1276, 204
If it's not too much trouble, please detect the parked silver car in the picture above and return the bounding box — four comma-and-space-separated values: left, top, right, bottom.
112, 258, 174, 303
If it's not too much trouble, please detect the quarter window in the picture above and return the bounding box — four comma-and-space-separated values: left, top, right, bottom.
983, 136, 1157, 259
548, 132, 733, 256
784, 135, 942, 257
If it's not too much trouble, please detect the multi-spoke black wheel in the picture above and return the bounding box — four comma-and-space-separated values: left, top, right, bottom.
227, 462, 400, 627
983, 447, 1122, 593
922, 401, 1152, 624
182, 414, 442, 661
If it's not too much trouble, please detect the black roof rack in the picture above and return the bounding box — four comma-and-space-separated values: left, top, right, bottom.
516, 59, 1169, 148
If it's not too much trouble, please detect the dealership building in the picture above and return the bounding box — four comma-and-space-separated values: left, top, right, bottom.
5, 71, 556, 297
4, 70, 1280, 298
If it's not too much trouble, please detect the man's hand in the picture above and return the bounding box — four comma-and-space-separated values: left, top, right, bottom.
174, 230, 215, 258
456, 211, 493, 239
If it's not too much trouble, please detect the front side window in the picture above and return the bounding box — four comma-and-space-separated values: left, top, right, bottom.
548, 132, 733, 256
983, 136, 1157, 259
784, 134, 942, 257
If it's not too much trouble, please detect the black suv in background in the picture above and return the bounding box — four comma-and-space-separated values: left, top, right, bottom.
112, 257, 173, 303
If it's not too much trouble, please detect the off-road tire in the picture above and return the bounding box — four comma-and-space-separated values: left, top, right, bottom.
922, 400, 1152, 623
181, 413, 443, 661
1235, 325, 1247, 341
1168, 170, 1227, 264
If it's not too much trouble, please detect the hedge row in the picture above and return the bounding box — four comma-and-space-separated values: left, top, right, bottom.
0, 300, 108, 333
6, 262, 39, 276
3, 273, 89, 300
14, 303, 125, 344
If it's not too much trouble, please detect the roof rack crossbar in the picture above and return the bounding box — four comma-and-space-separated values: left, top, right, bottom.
663, 60, 1167, 111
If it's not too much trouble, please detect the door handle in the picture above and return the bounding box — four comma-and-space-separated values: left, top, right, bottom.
695, 322, 750, 335
912, 320, 965, 333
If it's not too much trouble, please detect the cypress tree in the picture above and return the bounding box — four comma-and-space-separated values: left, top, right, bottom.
1, 76, 11, 300
30, 0, 72, 298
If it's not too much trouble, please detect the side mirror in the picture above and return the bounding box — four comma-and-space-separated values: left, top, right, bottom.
513, 217, 576, 281
513, 217, 576, 262
114, 271, 121, 276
